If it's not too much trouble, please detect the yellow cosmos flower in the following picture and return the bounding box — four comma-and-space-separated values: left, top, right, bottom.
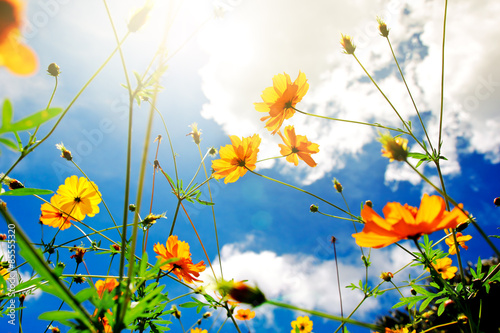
291, 316, 313, 333
445, 232, 472, 255
235, 308, 255, 321
95, 278, 119, 298
379, 132, 408, 162
212, 134, 261, 184
56, 175, 101, 221
190, 328, 207, 333
255, 72, 309, 134
0, 0, 38, 75
352, 194, 469, 248
154, 235, 206, 284
278, 125, 319, 167
40, 195, 75, 230
427, 257, 457, 280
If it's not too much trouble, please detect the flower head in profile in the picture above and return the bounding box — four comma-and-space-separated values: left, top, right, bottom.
212, 134, 261, 184
70, 247, 86, 264
55, 142, 72, 161
377, 17, 390, 37
235, 308, 255, 321
190, 328, 207, 333
291, 316, 313, 333
216, 280, 266, 306
352, 194, 469, 248
153, 235, 206, 283
427, 257, 457, 280
379, 132, 408, 162
278, 125, 319, 167
40, 195, 75, 230
385, 328, 413, 333
445, 232, 472, 255
340, 34, 356, 54
0, 0, 38, 75
187, 123, 202, 145
95, 278, 119, 298
56, 175, 101, 221
255, 72, 309, 134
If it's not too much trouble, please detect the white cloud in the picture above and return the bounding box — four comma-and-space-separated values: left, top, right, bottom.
198, 0, 500, 185
200, 236, 419, 327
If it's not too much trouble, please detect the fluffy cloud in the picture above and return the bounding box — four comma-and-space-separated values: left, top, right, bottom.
200, 235, 419, 327
198, 0, 500, 185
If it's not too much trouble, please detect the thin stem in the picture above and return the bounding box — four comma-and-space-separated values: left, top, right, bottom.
247, 169, 356, 219
266, 299, 380, 330
293, 108, 408, 134
437, 0, 449, 155
385, 36, 434, 152
197, 144, 224, 279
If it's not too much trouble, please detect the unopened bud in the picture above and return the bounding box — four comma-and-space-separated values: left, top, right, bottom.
309, 204, 318, 213
47, 63, 61, 77
0, 234, 6, 241
129, 204, 136, 212
365, 200, 373, 208
128, 5, 152, 32
340, 34, 356, 54
376, 17, 389, 37
333, 178, 343, 193
494, 197, 500, 207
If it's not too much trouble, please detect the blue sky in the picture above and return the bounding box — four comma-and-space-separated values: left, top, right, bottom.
1, 0, 500, 332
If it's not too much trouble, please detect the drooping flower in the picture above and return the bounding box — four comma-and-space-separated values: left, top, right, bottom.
445, 232, 472, 255
290, 316, 313, 333
379, 132, 408, 162
254, 72, 309, 134
427, 257, 457, 280
216, 280, 266, 306
40, 195, 75, 230
190, 328, 207, 333
153, 235, 206, 283
235, 308, 255, 321
70, 247, 86, 264
212, 134, 261, 184
56, 175, 101, 221
278, 125, 319, 167
352, 194, 469, 248
0, 0, 38, 75
95, 278, 119, 298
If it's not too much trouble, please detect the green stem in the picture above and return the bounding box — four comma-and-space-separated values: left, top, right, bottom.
386, 36, 434, 152
247, 169, 356, 219
293, 108, 408, 134
437, 0, 449, 156
266, 299, 380, 330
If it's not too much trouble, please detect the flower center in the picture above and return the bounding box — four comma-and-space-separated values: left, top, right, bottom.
74, 196, 81, 203
291, 147, 299, 154
237, 159, 246, 167
285, 100, 293, 109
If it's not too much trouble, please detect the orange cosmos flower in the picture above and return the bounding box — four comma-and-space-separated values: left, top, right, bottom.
0, 0, 38, 75
445, 232, 472, 255
235, 308, 255, 321
56, 175, 101, 221
278, 125, 319, 167
255, 72, 309, 134
290, 316, 313, 333
212, 134, 261, 184
427, 257, 457, 280
352, 194, 469, 248
95, 278, 119, 298
153, 235, 206, 284
40, 195, 76, 230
